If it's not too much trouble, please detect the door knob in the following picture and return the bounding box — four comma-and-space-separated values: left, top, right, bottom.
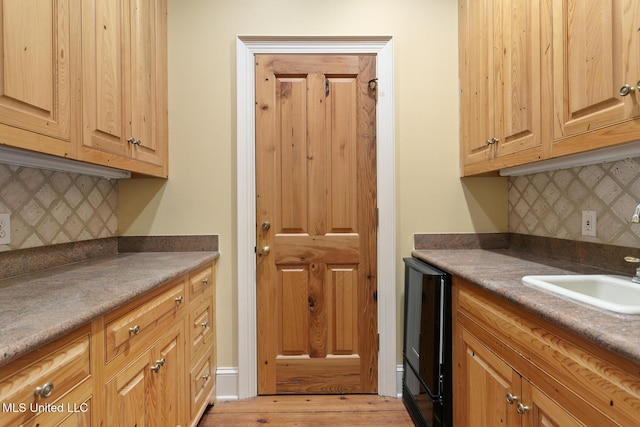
261, 246, 270, 255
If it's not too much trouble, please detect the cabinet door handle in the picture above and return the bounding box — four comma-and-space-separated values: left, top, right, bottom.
175, 296, 184, 303
202, 277, 209, 285
202, 373, 210, 381
620, 84, 636, 96
201, 321, 209, 328
127, 137, 136, 144
129, 325, 141, 335
506, 392, 519, 404
34, 382, 54, 399
516, 402, 530, 414
151, 358, 165, 372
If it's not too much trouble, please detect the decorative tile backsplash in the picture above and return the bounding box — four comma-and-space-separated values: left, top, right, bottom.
509, 157, 640, 248
0, 164, 118, 251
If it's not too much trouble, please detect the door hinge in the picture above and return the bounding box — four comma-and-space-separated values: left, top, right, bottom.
325, 78, 330, 97
377, 333, 380, 351
376, 207, 379, 227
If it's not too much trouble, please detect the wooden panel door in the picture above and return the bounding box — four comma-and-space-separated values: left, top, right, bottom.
454, 327, 520, 427
550, 0, 640, 140
459, 0, 494, 166
154, 324, 185, 427
522, 380, 586, 427
104, 350, 156, 427
0, 0, 80, 156
494, 0, 542, 159
256, 54, 377, 394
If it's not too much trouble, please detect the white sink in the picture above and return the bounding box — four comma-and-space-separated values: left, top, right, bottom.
522, 274, 640, 314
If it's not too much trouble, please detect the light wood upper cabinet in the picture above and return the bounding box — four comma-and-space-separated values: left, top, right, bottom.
549, 0, 640, 156
460, 0, 640, 175
459, 0, 544, 175
80, 0, 168, 177
0, 0, 81, 158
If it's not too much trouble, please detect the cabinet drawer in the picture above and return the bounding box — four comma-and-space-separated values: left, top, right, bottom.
19, 382, 92, 427
0, 332, 90, 427
190, 349, 215, 420
189, 264, 214, 302
105, 281, 185, 362
189, 300, 214, 361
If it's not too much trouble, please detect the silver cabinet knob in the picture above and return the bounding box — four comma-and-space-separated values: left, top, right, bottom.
262, 221, 271, 230
175, 296, 184, 303
516, 402, 530, 414
620, 84, 636, 96
201, 321, 209, 328
506, 392, 519, 404
129, 325, 141, 335
34, 382, 54, 399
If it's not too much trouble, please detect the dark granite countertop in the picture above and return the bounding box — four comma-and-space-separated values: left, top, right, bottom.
0, 251, 219, 368
412, 248, 640, 365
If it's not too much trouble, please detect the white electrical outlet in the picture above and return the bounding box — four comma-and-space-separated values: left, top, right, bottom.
582, 210, 597, 237
0, 213, 9, 244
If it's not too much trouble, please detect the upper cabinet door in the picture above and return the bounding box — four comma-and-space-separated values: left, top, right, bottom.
459, 0, 543, 174
129, 0, 166, 169
81, 0, 167, 177
493, 0, 542, 159
551, 0, 640, 140
0, 0, 80, 157
459, 0, 494, 167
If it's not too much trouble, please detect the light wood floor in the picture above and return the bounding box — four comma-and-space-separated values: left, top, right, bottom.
197, 395, 415, 426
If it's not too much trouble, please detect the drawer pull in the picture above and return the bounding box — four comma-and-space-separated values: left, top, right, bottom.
201, 321, 209, 328
129, 325, 141, 335
34, 382, 54, 399
175, 296, 184, 303
202, 277, 209, 285
202, 373, 210, 381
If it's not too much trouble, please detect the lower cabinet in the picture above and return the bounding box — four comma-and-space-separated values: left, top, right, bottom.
456, 326, 583, 426
105, 322, 184, 426
0, 259, 217, 427
453, 277, 640, 427
100, 260, 217, 427
0, 326, 93, 427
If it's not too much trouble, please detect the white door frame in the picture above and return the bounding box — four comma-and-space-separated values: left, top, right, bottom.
236, 35, 396, 398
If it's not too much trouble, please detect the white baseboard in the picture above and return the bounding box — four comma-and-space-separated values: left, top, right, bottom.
216, 367, 239, 401
217, 366, 404, 401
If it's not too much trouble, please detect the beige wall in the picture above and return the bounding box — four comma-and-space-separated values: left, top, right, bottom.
119, 0, 508, 368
